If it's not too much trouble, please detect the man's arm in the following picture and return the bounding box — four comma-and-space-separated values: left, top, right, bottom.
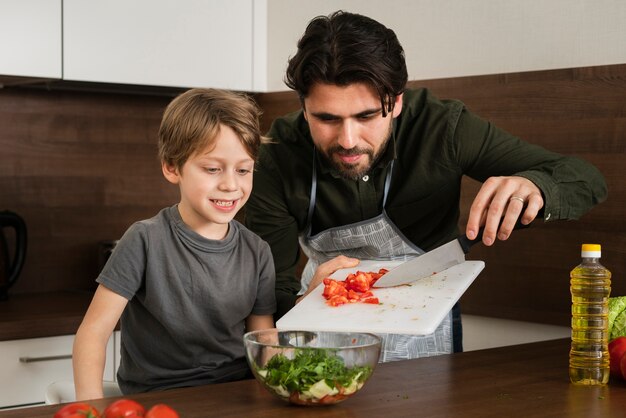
456, 109, 607, 245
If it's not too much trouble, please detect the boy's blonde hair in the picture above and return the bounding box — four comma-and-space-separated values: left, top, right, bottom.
158, 88, 267, 170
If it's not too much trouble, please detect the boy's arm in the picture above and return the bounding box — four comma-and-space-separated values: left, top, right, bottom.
73, 284, 128, 400
245, 314, 274, 331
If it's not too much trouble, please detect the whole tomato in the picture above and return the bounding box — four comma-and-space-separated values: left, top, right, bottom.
621, 351, 626, 380
103, 399, 146, 418
145, 404, 179, 418
608, 336, 626, 378
54, 402, 100, 418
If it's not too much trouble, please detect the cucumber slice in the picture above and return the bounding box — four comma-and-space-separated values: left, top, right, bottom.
308, 380, 339, 399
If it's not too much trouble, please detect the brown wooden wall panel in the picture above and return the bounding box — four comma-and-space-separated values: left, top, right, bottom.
0, 88, 178, 294
255, 64, 626, 326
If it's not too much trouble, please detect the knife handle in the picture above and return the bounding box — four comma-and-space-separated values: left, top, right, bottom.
458, 218, 530, 254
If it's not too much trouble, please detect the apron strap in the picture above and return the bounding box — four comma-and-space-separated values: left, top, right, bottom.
305, 150, 396, 229
305, 151, 318, 228
382, 159, 394, 208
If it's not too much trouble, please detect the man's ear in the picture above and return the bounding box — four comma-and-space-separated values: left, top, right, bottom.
162, 161, 180, 184
392, 93, 404, 118
302, 107, 308, 122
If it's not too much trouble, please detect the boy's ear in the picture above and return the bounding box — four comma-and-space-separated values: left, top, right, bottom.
162, 161, 180, 184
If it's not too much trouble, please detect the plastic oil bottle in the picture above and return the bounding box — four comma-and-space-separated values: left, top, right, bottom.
569, 243, 611, 385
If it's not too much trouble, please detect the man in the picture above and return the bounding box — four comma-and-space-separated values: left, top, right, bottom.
245, 11, 607, 359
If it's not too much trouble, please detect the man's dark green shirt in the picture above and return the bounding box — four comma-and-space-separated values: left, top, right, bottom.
245, 88, 607, 318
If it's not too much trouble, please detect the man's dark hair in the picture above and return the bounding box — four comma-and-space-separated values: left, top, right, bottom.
285, 10, 408, 116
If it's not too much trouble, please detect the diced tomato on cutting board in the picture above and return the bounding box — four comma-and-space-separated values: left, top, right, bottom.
321, 269, 388, 307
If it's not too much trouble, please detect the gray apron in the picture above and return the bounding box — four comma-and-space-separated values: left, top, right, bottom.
298, 155, 453, 362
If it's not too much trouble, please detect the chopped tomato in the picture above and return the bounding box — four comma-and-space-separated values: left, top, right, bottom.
321, 268, 389, 307
326, 295, 349, 306
347, 289, 361, 301
322, 279, 348, 299
369, 268, 389, 284
346, 272, 371, 292
319, 394, 348, 404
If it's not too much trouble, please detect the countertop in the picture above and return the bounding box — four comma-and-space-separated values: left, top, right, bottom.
2, 338, 625, 417
0, 291, 94, 341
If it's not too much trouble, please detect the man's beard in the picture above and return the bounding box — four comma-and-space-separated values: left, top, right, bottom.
318, 124, 393, 181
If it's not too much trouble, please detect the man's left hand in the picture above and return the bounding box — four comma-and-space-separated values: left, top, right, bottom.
465, 176, 543, 246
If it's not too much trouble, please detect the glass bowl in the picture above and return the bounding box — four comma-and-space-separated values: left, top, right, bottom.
243, 329, 381, 406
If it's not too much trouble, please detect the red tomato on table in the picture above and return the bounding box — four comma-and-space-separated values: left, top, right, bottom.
54, 402, 100, 418
145, 404, 179, 418
103, 399, 146, 417
609, 336, 626, 378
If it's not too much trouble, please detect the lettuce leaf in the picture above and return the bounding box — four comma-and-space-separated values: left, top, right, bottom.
258, 348, 372, 395
608, 296, 626, 340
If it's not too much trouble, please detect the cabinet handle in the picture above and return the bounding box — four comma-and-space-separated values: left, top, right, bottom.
19, 354, 72, 363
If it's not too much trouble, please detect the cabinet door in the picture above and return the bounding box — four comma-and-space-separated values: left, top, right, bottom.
0, 335, 114, 409
0, 0, 62, 79
63, 0, 255, 90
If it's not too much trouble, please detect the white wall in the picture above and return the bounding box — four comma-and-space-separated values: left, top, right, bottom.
265, 0, 626, 91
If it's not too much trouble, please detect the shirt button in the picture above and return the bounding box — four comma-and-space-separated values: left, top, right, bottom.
545, 213, 551, 221
362, 175, 369, 182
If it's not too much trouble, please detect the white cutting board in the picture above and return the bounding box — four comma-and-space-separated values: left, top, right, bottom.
276, 260, 485, 336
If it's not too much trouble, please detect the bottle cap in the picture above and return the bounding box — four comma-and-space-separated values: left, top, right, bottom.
581, 243, 601, 258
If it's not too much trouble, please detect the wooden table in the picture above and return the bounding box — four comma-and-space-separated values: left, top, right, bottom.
2, 338, 625, 417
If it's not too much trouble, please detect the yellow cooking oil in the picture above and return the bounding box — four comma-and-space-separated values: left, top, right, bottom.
569, 244, 611, 385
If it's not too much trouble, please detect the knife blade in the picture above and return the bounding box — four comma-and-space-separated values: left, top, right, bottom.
373, 234, 474, 288
374, 221, 528, 288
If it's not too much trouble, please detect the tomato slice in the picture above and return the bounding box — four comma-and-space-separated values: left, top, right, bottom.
346, 272, 371, 292
322, 268, 389, 307
322, 279, 348, 299
319, 393, 348, 404
347, 289, 361, 301
326, 295, 349, 306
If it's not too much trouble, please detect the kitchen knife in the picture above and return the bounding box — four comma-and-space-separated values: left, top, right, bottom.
374, 221, 528, 288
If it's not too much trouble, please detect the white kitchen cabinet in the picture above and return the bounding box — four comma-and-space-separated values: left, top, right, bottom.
0, 335, 115, 409
0, 0, 62, 79
63, 0, 264, 91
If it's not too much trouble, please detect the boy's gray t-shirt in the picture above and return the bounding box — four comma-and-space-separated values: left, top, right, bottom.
97, 205, 276, 394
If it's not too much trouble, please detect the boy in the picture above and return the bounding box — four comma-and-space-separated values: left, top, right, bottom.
73, 88, 276, 399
